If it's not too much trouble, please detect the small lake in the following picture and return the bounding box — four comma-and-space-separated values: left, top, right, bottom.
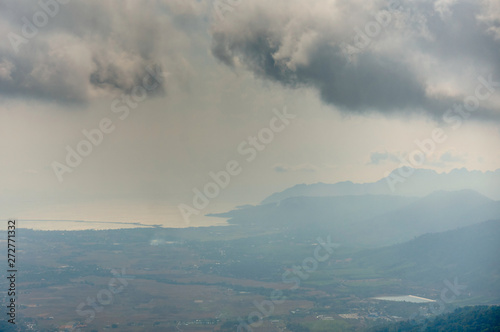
373, 295, 435, 303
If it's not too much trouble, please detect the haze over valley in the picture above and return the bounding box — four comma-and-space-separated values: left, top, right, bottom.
1, 0, 500, 330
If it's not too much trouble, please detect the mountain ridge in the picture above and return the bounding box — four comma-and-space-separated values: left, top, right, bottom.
215, 189, 497, 247
262, 167, 500, 204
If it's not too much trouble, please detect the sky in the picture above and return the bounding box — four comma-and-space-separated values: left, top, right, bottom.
1, 0, 500, 228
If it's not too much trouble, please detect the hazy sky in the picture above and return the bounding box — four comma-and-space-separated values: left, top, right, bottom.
1, 0, 500, 227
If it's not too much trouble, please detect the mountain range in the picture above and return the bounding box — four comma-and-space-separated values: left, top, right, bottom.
262, 167, 500, 204
214, 167, 500, 247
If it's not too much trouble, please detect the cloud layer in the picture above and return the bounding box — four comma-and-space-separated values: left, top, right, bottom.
0, 0, 191, 103
211, 0, 500, 120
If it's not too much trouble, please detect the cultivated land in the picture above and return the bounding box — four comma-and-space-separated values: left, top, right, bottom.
2, 219, 498, 332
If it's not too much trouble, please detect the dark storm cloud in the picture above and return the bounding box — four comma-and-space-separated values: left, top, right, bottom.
0, 0, 168, 103
210, 0, 500, 120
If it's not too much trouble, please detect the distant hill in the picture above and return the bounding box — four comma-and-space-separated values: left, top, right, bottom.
262, 167, 500, 204
215, 189, 498, 247
371, 305, 500, 332
356, 189, 498, 245
215, 194, 416, 227
354, 219, 500, 297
